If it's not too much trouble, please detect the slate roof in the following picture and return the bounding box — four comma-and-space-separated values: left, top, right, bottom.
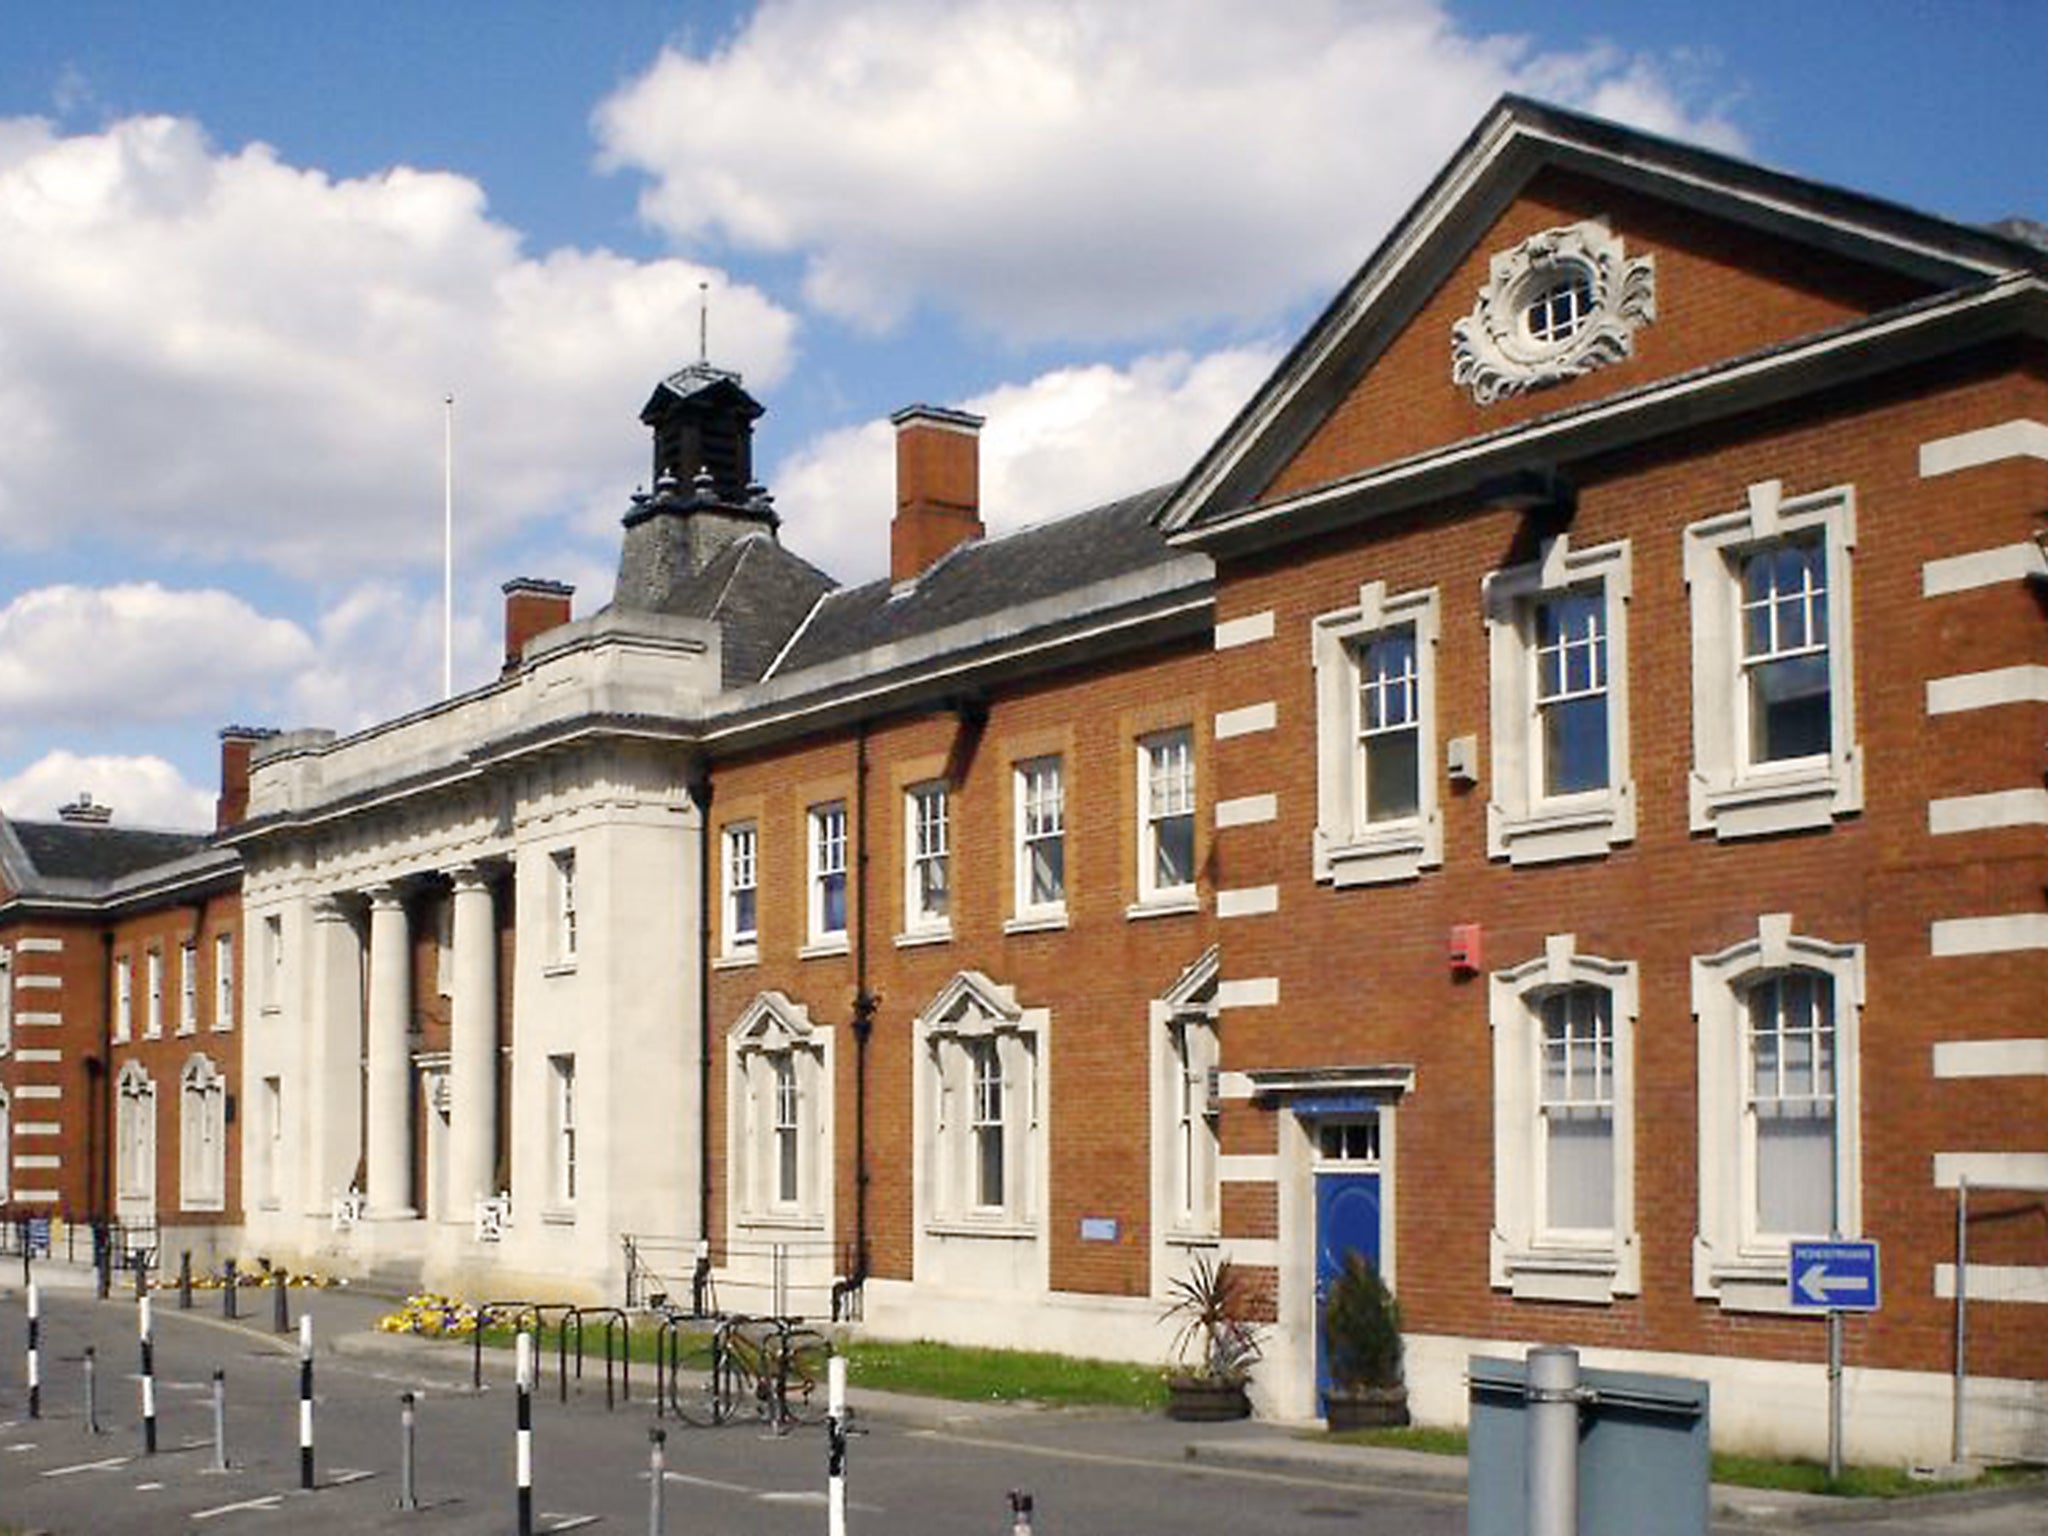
635, 531, 837, 690
10, 820, 210, 884
769, 484, 1179, 678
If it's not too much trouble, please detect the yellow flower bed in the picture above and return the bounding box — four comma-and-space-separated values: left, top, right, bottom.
375, 1292, 481, 1337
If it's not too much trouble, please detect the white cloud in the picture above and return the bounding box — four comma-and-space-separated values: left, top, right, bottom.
775, 342, 1281, 581
0, 583, 314, 723
283, 579, 502, 732
0, 749, 213, 831
596, 0, 1744, 342
0, 114, 799, 578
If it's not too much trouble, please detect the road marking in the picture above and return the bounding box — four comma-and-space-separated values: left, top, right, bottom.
136, 1480, 165, 1491
660, 1471, 758, 1494
7, 1442, 38, 1453
760, 1491, 828, 1505
44, 1455, 131, 1477
192, 1494, 283, 1520
540, 1515, 599, 1532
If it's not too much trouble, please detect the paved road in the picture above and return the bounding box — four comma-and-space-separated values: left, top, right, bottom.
0, 1278, 2037, 1536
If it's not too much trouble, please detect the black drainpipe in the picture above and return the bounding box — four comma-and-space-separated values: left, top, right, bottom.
97, 930, 115, 1243
835, 723, 877, 1320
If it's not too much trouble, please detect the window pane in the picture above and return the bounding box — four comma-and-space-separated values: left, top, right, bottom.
1030, 838, 1064, 906
1155, 814, 1195, 888
821, 872, 847, 934
1751, 654, 1831, 760
1545, 1109, 1614, 1230
1359, 719, 1413, 822
733, 887, 756, 938
1543, 694, 1609, 794
1756, 1106, 1834, 1234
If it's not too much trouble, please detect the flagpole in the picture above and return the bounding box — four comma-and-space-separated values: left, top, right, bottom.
443, 392, 455, 699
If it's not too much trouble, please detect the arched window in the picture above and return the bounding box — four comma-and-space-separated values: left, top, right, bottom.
115, 1062, 157, 1213
1692, 914, 1864, 1311
1490, 936, 1640, 1302
179, 1055, 227, 1212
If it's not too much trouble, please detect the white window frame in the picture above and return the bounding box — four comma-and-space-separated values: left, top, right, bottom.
1010, 757, 1067, 928
0, 1086, 9, 1203
212, 932, 235, 1031
722, 821, 759, 957
904, 782, 951, 937
806, 802, 849, 951
727, 991, 832, 1231
549, 850, 578, 967
548, 1053, 578, 1209
1684, 479, 1861, 839
1692, 913, 1865, 1312
115, 1062, 156, 1212
1483, 535, 1634, 864
1312, 581, 1442, 884
115, 955, 134, 1042
1490, 936, 1639, 1302
145, 948, 164, 1038
258, 1075, 282, 1210
0, 946, 12, 1057
1135, 729, 1197, 910
178, 1054, 227, 1212
178, 940, 198, 1035
917, 971, 1046, 1236
261, 914, 283, 1013
1152, 947, 1221, 1245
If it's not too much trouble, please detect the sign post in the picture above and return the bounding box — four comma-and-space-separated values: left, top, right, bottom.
1788, 1240, 1880, 1480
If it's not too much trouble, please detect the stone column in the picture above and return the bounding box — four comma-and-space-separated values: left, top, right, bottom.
304, 894, 365, 1216
364, 883, 416, 1219
447, 863, 499, 1223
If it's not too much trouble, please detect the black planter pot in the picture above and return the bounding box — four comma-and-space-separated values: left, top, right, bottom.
1165, 1376, 1251, 1422
1323, 1384, 1410, 1430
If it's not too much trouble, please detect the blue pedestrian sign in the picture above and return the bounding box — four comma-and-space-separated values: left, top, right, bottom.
1788, 1240, 1880, 1311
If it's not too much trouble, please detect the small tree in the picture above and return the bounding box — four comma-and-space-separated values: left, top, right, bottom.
1323, 1250, 1402, 1391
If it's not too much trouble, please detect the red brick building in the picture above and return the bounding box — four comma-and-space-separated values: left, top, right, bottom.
9, 96, 2043, 1463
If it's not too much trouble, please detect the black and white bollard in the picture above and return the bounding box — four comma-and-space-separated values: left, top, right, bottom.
1008, 1488, 1034, 1536
826, 1355, 849, 1536
139, 1294, 157, 1455
397, 1392, 419, 1511
647, 1427, 666, 1535
25, 1282, 41, 1420
211, 1369, 229, 1472
515, 1332, 535, 1536
297, 1314, 315, 1489
83, 1345, 100, 1435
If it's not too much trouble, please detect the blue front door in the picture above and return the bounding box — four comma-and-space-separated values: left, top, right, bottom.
1314, 1171, 1382, 1400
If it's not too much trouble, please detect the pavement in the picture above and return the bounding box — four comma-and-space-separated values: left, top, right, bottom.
3, 1258, 2042, 1534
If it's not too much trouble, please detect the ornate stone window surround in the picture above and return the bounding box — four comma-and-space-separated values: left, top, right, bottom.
1684, 479, 1862, 840
1489, 936, 1641, 1303
1692, 914, 1865, 1313
728, 991, 833, 1231
1312, 581, 1443, 885
1452, 219, 1656, 406
1482, 534, 1636, 865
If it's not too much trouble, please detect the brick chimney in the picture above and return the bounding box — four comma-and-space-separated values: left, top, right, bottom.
502, 578, 575, 673
216, 725, 279, 830
890, 405, 985, 584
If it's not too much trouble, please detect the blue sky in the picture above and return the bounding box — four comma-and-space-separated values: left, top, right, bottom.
0, 0, 2040, 829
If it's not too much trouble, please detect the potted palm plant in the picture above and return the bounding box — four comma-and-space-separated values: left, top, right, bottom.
1161, 1253, 1263, 1421
1321, 1250, 1408, 1429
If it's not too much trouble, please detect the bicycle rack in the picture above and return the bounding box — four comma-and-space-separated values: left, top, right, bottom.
565, 1306, 630, 1409
472, 1301, 541, 1391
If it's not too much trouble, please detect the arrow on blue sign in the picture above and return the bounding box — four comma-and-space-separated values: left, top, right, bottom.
1788, 1240, 1880, 1311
